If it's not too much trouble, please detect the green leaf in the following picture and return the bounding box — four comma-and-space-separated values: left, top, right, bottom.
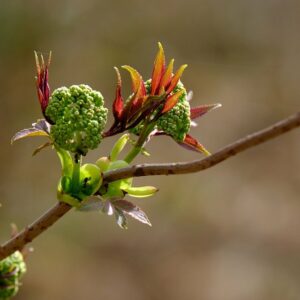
122, 186, 158, 198
55, 146, 73, 177
110, 133, 130, 161
57, 177, 80, 207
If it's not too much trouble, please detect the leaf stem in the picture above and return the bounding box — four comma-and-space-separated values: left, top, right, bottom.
71, 154, 81, 194
124, 146, 142, 163
124, 122, 155, 163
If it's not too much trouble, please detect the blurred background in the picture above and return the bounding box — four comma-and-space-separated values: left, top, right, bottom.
0, 0, 300, 299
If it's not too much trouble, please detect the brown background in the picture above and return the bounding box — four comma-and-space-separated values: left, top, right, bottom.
0, 0, 300, 299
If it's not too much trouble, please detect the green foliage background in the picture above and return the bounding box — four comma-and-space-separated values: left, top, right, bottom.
0, 0, 300, 299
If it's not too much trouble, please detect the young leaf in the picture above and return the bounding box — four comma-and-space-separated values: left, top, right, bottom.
55, 146, 74, 177
113, 200, 152, 226
190, 103, 222, 120
179, 134, 211, 156
11, 128, 49, 144
114, 207, 128, 229
110, 133, 130, 161
33, 119, 51, 134
77, 196, 104, 212
165, 64, 188, 94
161, 89, 184, 114
112, 67, 124, 120
32, 141, 53, 156
102, 200, 115, 216
151, 42, 166, 95
159, 58, 174, 94
123, 186, 158, 198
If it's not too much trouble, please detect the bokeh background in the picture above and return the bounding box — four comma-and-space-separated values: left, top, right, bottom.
1, 0, 300, 299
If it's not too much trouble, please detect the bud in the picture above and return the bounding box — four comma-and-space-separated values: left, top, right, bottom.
45, 84, 108, 155
155, 82, 191, 142
0, 251, 26, 300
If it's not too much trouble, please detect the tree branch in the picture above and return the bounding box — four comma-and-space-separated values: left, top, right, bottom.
0, 202, 71, 260
0, 112, 299, 260
103, 112, 300, 181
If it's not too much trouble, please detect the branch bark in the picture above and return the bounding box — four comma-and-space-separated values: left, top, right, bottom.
0, 202, 71, 260
0, 112, 299, 260
103, 112, 300, 181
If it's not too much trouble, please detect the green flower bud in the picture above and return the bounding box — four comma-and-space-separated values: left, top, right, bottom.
156, 82, 191, 142
95, 157, 110, 172
131, 80, 191, 142
107, 160, 132, 190
0, 251, 26, 300
46, 84, 108, 155
102, 160, 132, 199
78, 164, 102, 199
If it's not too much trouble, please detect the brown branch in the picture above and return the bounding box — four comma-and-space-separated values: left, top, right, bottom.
103, 112, 300, 181
0, 202, 71, 260
1, 112, 299, 260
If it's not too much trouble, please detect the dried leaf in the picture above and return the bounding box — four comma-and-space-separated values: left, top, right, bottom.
114, 208, 128, 229
77, 197, 115, 216
11, 128, 49, 144
102, 200, 115, 216
186, 90, 193, 102
114, 200, 152, 226
33, 119, 51, 134
77, 196, 105, 212
32, 141, 53, 156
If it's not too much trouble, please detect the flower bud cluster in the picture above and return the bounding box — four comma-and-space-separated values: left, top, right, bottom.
0, 251, 26, 299
46, 84, 108, 155
141, 80, 191, 142
156, 83, 191, 142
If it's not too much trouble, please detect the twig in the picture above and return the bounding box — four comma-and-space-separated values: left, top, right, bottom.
0, 112, 299, 260
103, 112, 300, 181
0, 202, 71, 260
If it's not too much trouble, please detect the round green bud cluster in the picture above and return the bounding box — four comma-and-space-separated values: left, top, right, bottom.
131, 80, 191, 141
0, 251, 26, 300
156, 82, 190, 142
46, 84, 108, 155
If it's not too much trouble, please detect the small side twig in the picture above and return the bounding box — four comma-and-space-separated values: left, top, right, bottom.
0, 112, 299, 260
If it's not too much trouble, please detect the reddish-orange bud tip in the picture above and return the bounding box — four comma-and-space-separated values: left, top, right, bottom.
151, 42, 166, 95
166, 64, 188, 94
161, 89, 184, 114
